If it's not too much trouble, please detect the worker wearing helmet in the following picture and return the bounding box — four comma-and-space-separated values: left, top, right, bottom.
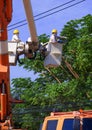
49, 29, 67, 44
49, 29, 58, 44
12, 29, 21, 42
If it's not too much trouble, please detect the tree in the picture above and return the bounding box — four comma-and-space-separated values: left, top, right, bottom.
11, 14, 92, 129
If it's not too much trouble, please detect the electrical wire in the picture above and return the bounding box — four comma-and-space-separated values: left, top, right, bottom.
8, 0, 77, 28
8, 0, 85, 31
35, 0, 85, 21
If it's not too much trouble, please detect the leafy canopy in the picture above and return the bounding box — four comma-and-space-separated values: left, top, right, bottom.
11, 14, 92, 129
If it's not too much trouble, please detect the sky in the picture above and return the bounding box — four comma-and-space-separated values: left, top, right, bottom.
8, 0, 92, 82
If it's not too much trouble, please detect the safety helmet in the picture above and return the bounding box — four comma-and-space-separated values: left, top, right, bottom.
52, 29, 57, 34
13, 29, 19, 34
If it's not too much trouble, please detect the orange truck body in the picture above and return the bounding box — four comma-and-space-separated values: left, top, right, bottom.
0, 0, 37, 129
41, 110, 92, 130
0, 0, 13, 129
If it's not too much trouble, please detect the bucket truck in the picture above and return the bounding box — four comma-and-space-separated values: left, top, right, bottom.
0, 0, 38, 129
0, 0, 91, 130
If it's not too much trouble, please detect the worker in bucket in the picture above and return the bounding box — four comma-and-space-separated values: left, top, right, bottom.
49, 29, 67, 44
12, 29, 21, 42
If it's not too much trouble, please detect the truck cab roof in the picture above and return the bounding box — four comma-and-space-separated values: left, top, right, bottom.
42, 110, 92, 130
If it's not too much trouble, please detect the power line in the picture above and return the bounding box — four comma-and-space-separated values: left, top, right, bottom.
8, 0, 85, 31
35, 0, 85, 21
8, 0, 76, 28
8, 0, 85, 30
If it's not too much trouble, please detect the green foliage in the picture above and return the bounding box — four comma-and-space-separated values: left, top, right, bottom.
38, 33, 49, 43
11, 14, 92, 129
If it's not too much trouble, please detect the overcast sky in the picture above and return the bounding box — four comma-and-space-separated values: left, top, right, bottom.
8, 0, 92, 82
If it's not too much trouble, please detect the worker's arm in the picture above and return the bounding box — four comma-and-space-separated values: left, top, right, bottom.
59, 36, 67, 39
57, 36, 67, 44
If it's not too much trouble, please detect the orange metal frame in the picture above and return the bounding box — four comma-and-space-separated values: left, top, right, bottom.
0, 0, 12, 129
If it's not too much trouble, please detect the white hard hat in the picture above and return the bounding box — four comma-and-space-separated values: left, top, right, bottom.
27, 37, 32, 42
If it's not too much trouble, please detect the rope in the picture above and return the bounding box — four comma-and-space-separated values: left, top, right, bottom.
45, 67, 61, 84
